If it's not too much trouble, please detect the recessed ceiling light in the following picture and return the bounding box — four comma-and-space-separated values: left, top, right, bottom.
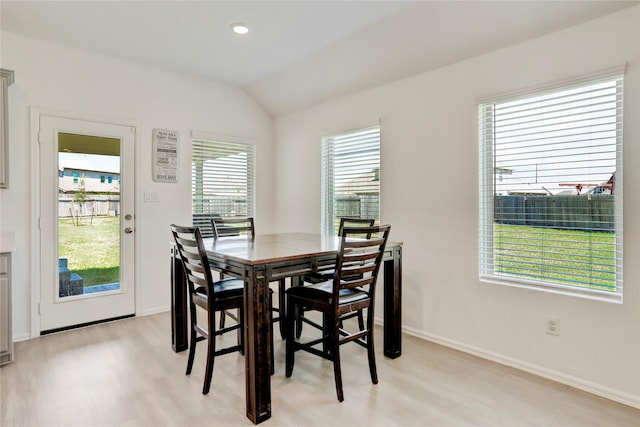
231, 22, 249, 35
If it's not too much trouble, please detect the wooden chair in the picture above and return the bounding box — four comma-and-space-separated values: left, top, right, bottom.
296, 217, 376, 337
212, 217, 287, 339
171, 224, 246, 395
285, 224, 391, 402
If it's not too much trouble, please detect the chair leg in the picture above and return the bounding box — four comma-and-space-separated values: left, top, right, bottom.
203, 332, 216, 395
239, 306, 245, 356
291, 276, 304, 339
278, 279, 286, 339
236, 308, 244, 354
219, 310, 226, 329
322, 312, 331, 354
186, 327, 197, 375
295, 306, 303, 338
219, 273, 227, 329
331, 321, 344, 402
367, 316, 378, 384
285, 297, 296, 378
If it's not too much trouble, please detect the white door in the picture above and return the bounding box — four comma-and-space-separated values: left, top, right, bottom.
38, 114, 135, 332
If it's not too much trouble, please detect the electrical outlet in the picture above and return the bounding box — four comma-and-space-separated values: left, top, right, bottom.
546, 315, 560, 336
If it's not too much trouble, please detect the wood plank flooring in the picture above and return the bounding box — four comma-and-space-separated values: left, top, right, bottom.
1, 312, 638, 426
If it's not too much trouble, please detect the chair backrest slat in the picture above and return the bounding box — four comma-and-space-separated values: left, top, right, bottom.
337, 217, 375, 238
342, 263, 376, 277
340, 277, 374, 290
343, 250, 380, 263
212, 217, 255, 240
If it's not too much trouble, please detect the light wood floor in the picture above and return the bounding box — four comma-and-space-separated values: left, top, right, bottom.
1, 312, 638, 426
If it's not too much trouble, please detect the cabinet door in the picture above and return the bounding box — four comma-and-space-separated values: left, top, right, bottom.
0, 274, 11, 364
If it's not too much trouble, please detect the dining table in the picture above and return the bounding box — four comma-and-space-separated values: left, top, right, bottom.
169, 232, 402, 424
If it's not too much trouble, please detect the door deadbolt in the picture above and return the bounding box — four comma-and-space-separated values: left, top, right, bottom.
124, 214, 133, 221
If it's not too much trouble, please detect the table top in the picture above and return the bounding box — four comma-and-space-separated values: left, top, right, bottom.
201, 232, 401, 265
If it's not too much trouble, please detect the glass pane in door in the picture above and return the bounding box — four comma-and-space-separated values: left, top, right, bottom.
57, 133, 121, 298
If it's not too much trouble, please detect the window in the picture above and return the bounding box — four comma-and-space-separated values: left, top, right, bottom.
192, 138, 255, 232
108, 176, 113, 184
73, 172, 79, 184
321, 126, 380, 235
479, 71, 623, 301
100, 175, 106, 183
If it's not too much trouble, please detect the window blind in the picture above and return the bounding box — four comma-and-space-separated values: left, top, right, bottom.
192, 139, 255, 235
321, 126, 380, 235
479, 74, 623, 299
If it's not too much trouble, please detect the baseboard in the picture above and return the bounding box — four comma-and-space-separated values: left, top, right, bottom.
14, 308, 170, 342
400, 325, 640, 409
139, 306, 170, 316
13, 332, 30, 343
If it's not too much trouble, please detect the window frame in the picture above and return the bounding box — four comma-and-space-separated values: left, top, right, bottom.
478, 68, 624, 303
191, 137, 256, 226
321, 125, 381, 236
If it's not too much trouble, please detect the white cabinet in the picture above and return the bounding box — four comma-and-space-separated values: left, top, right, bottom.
0, 253, 12, 365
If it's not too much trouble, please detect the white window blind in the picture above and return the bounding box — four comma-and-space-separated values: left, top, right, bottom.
479, 73, 623, 300
321, 126, 380, 235
192, 139, 255, 235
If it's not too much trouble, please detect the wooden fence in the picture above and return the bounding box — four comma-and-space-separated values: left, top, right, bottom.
58, 195, 120, 218
494, 195, 615, 231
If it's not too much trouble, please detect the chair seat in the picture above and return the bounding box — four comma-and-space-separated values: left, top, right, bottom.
194, 278, 244, 305
302, 270, 335, 284
287, 281, 368, 305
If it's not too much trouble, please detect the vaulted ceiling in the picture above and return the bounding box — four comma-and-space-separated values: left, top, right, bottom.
1, 1, 636, 116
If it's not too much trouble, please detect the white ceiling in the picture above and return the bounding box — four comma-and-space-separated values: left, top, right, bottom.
1, 1, 637, 116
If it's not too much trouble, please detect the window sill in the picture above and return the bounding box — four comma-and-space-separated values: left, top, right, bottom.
480, 274, 622, 304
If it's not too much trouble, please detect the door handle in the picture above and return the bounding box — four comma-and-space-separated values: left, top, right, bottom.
124, 227, 134, 234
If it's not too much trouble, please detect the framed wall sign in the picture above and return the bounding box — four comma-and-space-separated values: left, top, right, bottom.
152, 128, 179, 183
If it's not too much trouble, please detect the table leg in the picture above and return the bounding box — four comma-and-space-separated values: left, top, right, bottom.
244, 266, 272, 424
383, 245, 402, 358
171, 246, 188, 353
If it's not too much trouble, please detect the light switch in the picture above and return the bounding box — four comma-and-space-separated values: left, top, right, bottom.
144, 191, 160, 202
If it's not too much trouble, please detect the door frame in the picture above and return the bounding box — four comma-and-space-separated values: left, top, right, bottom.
29, 107, 141, 337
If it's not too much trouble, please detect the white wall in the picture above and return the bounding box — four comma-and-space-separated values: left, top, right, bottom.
0, 32, 274, 339
274, 7, 640, 406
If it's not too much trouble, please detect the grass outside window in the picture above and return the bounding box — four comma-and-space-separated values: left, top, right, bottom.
58, 216, 120, 287
493, 224, 616, 291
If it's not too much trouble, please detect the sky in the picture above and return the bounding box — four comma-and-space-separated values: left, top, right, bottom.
59, 153, 120, 174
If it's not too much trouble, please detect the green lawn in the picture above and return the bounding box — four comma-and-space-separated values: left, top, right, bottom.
58, 216, 120, 287
493, 224, 617, 291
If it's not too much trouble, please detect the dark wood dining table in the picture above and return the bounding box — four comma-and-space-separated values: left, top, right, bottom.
169, 232, 402, 424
